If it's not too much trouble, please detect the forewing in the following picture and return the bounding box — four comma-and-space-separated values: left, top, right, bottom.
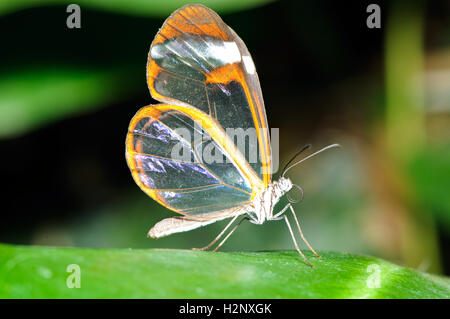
126, 104, 253, 215
147, 4, 272, 186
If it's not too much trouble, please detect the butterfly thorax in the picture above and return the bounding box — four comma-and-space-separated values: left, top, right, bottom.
249, 177, 293, 224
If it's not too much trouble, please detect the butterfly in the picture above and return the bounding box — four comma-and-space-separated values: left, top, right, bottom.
125, 4, 339, 267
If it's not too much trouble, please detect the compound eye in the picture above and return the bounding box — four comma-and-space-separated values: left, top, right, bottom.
287, 184, 304, 204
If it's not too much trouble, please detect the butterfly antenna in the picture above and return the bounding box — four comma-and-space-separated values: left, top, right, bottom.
281, 144, 312, 177
282, 143, 341, 177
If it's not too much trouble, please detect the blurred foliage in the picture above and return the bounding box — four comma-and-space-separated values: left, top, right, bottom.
1, 243, 449, 298
0, 0, 274, 17
385, 1, 425, 160
0, 67, 137, 137
409, 145, 450, 228
382, 0, 441, 274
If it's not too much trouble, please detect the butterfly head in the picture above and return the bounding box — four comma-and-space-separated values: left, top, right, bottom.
273, 177, 303, 204
276, 176, 293, 194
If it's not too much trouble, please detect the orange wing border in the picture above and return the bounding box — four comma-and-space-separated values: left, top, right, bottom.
126, 104, 265, 215
146, 4, 272, 187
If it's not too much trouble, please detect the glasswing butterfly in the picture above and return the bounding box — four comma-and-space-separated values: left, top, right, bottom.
125, 4, 339, 266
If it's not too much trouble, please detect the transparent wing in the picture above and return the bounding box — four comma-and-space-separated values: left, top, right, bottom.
126, 104, 253, 215
147, 4, 272, 186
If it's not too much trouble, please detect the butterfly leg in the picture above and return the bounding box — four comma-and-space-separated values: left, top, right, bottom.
212, 217, 250, 252
289, 204, 320, 257
192, 215, 239, 251
283, 215, 313, 268
271, 203, 290, 220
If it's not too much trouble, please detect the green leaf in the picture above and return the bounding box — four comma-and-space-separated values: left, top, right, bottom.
0, 0, 274, 17
0, 67, 137, 138
409, 144, 450, 228
0, 243, 449, 298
